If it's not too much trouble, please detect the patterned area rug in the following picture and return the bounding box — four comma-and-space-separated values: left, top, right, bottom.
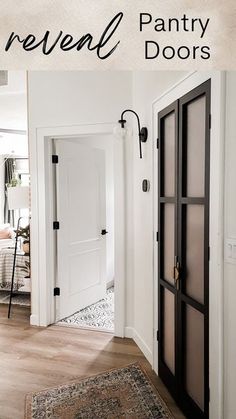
58, 287, 114, 332
0, 291, 30, 306
25, 363, 174, 419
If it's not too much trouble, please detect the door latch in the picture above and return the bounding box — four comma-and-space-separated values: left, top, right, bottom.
173, 258, 181, 290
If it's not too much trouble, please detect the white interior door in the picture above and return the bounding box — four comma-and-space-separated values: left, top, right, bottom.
56, 140, 107, 320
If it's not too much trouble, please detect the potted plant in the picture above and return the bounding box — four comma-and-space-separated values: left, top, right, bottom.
6, 173, 21, 188
16, 224, 30, 255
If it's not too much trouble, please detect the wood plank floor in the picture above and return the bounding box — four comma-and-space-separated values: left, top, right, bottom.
0, 304, 185, 419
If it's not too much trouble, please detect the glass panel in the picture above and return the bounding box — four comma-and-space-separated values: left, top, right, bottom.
185, 305, 204, 411
163, 288, 175, 374
163, 204, 175, 284
164, 112, 175, 197
186, 95, 206, 197
185, 205, 204, 304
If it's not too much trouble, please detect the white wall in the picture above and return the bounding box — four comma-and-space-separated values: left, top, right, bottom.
131, 71, 188, 359
28, 71, 133, 326
223, 71, 236, 419
0, 71, 8, 86
28, 72, 131, 127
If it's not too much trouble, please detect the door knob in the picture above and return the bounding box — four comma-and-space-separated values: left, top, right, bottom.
101, 229, 108, 235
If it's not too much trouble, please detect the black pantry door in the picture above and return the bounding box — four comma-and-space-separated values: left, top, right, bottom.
158, 80, 211, 419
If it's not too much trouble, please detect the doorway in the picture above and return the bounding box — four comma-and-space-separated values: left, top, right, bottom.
31, 123, 126, 338
53, 137, 115, 332
157, 80, 211, 419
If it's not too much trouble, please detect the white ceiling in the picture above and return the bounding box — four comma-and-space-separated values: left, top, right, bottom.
0, 71, 26, 95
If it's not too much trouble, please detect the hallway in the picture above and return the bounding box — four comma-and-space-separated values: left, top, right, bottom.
0, 305, 185, 419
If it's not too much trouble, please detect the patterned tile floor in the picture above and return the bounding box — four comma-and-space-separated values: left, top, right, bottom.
58, 287, 114, 332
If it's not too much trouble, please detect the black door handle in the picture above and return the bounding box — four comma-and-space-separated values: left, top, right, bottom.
101, 229, 108, 235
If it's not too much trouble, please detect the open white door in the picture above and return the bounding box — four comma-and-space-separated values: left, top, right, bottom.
56, 140, 107, 320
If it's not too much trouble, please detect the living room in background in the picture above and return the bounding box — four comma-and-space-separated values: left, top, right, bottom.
0, 71, 31, 317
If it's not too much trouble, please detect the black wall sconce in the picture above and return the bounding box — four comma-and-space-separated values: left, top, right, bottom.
118, 109, 148, 159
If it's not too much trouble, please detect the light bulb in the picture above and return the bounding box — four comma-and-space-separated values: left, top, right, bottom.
113, 124, 127, 139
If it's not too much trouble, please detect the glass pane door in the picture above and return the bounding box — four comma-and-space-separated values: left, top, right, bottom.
158, 79, 211, 419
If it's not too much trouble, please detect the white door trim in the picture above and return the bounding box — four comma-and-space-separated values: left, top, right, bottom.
30, 123, 126, 337
152, 71, 225, 419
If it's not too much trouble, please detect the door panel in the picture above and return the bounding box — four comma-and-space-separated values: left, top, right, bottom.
179, 80, 210, 418
158, 80, 210, 419
185, 304, 205, 411
163, 287, 175, 374
185, 205, 205, 304
163, 203, 175, 285
158, 100, 178, 397
163, 111, 176, 197
185, 95, 206, 197
67, 157, 101, 241
56, 140, 107, 320
69, 249, 101, 294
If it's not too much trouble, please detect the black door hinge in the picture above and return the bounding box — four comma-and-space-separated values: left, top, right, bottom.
53, 221, 60, 230
156, 138, 159, 149
52, 155, 59, 164
209, 114, 211, 130
156, 330, 159, 341
54, 287, 60, 296
208, 246, 210, 261
156, 232, 159, 242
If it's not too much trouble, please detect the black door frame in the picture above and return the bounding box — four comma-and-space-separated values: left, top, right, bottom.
157, 80, 211, 419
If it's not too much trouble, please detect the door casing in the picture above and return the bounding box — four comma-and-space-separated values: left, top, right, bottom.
153, 71, 225, 419
30, 123, 126, 338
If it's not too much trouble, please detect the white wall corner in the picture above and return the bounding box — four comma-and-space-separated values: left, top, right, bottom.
125, 326, 153, 365
133, 329, 153, 365
124, 326, 134, 338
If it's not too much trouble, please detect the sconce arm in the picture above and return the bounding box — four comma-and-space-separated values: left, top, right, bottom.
118, 109, 145, 158
119, 109, 142, 135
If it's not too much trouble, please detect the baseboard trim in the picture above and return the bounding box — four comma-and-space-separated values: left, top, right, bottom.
124, 326, 134, 338
133, 330, 153, 365
125, 327, 153, 365
30, 313, 39, 326
106, 279, 114, 289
